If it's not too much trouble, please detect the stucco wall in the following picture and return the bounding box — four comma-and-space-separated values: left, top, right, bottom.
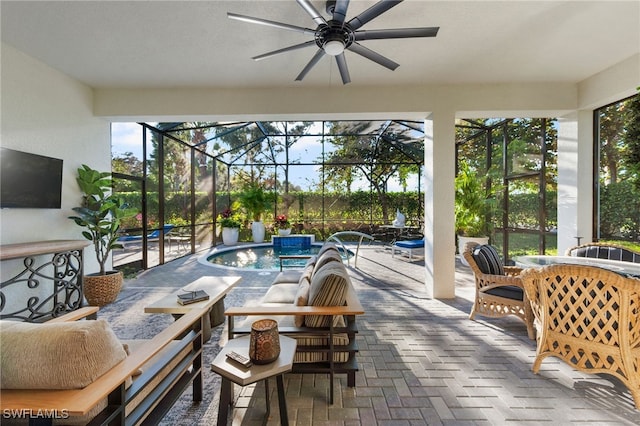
1, 43, 110, 276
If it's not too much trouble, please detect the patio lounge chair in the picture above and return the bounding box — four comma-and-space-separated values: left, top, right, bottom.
566, 241, 640, 263
118, 224, 174, 247
463, 242, 535, 340
391, 237, 425, 261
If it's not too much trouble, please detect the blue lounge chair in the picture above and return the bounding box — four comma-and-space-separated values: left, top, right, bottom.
391, 238, 425, 262
118, 224, 175, 247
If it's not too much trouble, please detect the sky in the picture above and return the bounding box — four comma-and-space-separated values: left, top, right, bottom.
111, 122, 421, 192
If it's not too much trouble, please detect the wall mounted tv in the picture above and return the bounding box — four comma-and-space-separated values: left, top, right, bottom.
0, 148, 63, 209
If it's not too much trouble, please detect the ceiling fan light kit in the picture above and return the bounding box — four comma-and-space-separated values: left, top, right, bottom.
323, 39, 345, 56
227, 0, 439, 84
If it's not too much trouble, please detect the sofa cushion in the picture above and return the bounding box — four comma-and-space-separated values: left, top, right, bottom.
272, 254, 316, 285
292, 333, 350, 363
316, 242, 339, 257
306, 263, 349, 327
294, 277, 311, 327
312, 250, 344, 278
395, 239, 425, 249
472, 244, 505, 276
485, 285, 524, 301
300, 262, 315, 283
305, 254, 318, 267
261, 282, 299, 304
272, 270, 303, 285
0, 319, 127, 390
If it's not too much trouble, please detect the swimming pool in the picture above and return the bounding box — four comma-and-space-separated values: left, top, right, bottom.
200, 243, 352, 271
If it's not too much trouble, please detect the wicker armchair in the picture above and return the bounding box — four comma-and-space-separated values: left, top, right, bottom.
520, 264, 640, 409
463, 242, 535, 340
566, 241, 640, 263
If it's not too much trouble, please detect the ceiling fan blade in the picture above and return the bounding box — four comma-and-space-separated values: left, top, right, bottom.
332, 0, 350, 24
347, 42, 399, 71
354, 27, 439, 41
348, 0, 403, 31
296, 0, 327, 26
295, 49, 326, 81
227, 12, 316, 36
253, 41, 316, 61
335, 53, 351, 84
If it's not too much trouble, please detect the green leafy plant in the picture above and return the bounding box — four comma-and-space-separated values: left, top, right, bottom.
455, 162, 497, 237
237, 183, 273, 221
218, 208, 241, 228
69, 165, 135, 275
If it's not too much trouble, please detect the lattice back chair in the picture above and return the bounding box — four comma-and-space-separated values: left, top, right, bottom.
463, 242, 535, 340
566, 241, 640, 263
520, 265, 640, 409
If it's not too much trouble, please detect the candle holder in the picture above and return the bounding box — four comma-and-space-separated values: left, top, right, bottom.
248, 319, 280, 364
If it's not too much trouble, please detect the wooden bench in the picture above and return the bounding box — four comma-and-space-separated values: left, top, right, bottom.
0, 305, 208, 425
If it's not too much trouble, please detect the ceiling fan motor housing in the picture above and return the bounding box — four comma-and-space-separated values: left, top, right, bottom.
325, 0, 337, 15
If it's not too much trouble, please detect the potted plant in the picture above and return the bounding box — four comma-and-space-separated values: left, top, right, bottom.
69, 165, 134, 306
274, 214, 291, 236
218, 208, 241, 245
455, 162, 496, 256
238, 183, 273, 243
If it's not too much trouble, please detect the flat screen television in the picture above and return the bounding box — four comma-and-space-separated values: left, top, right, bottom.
0, 148, 63, 209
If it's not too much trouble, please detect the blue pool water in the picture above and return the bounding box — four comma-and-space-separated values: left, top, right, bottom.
204, 243, 351, 271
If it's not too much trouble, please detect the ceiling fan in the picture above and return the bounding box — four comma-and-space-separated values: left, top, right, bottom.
227, 0, 439, 84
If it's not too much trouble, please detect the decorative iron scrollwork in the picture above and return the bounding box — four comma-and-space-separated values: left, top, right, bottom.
0, 249, 84, 322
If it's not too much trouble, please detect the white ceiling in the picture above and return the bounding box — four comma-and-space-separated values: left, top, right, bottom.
1, 1, 639, 90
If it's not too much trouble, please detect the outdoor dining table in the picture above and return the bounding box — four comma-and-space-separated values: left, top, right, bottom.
514, 255, 640, 278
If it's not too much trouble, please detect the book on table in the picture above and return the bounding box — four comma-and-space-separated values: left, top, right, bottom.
177, 289, 209, 305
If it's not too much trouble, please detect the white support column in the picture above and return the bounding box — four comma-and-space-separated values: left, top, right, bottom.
424, 111, 456, 299
557, 110, 593, 254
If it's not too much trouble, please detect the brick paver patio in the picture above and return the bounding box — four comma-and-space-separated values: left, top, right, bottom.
100, 243, 640, 425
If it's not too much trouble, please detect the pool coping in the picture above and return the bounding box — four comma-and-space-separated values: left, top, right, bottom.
197, 242, 327, 272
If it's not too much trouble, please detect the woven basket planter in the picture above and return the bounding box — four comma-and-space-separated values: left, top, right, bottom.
83, 271, 123, 306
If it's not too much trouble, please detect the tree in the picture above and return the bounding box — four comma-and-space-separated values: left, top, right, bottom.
598, 103, 626, 184
112, 151, 143, 176
455, 118, 558, 247
111, 152, 143, 193
623, 93, 640, 189
215, 122, 277, 190
323, 121, 423, 222
596, 94, 640, 241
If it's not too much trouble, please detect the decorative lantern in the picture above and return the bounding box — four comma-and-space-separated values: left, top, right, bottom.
248, 319, 280, 364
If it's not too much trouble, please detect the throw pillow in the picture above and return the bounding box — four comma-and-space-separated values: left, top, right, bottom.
294, 276, 311, 327
304, 255, 317, 267
0, 319, 127, 389
306, 263, 349, 327
299, 262, 315, 285
312, 250, 344, 278
316, 242, 339, 257
472, 244, 505, 276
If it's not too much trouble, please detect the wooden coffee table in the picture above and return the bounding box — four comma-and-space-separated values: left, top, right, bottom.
144, 275, 241, 340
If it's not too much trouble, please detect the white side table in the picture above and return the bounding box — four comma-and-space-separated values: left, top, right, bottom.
211, 335, 296, 425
